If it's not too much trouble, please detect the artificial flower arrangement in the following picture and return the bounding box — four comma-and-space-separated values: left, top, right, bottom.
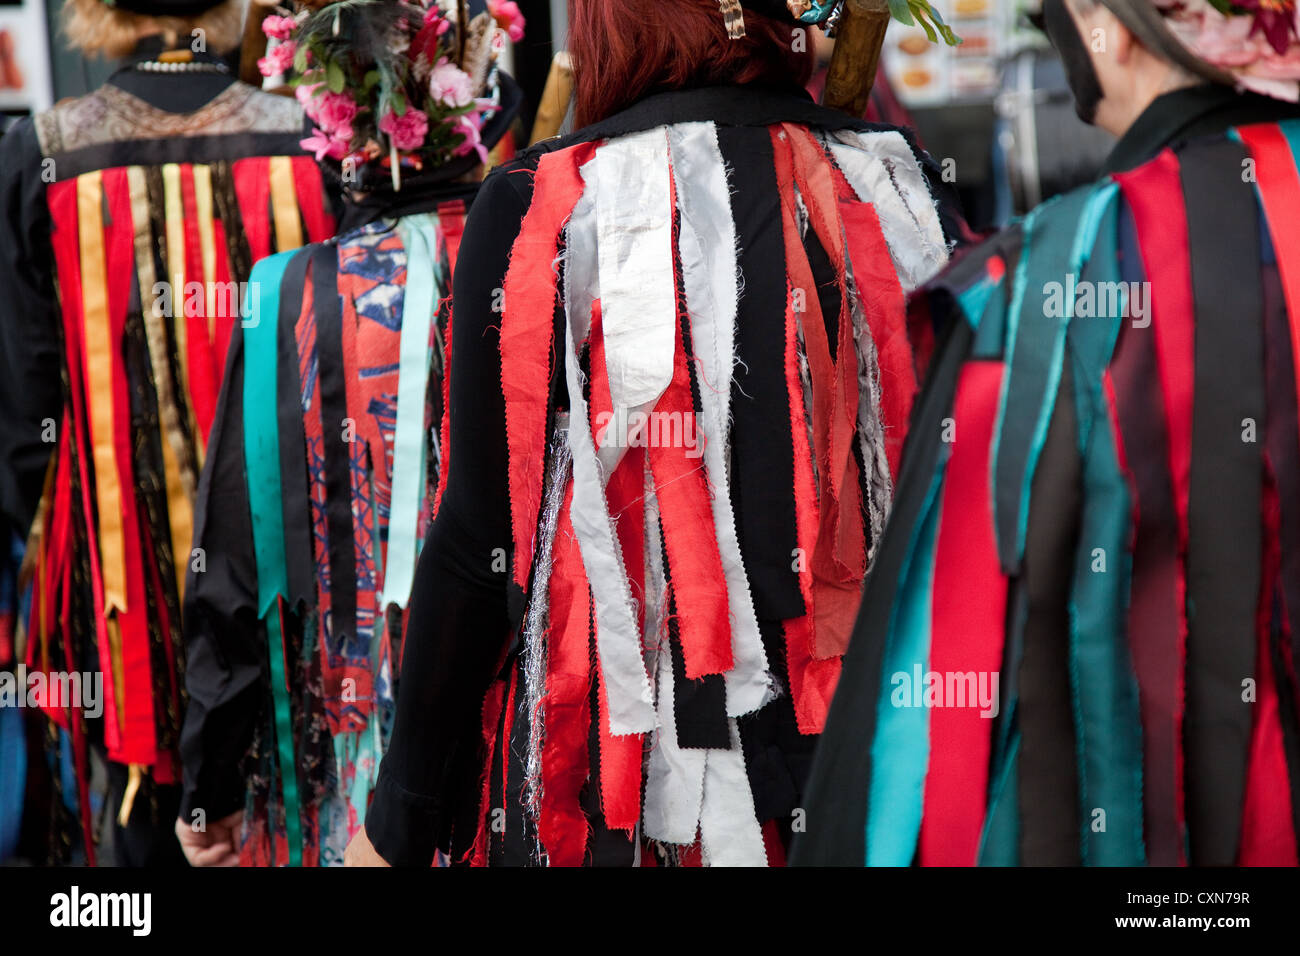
259, 0, 526, 189
1157, 0, 1300, 99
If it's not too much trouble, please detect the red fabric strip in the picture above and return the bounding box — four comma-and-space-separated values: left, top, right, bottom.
231, 157, 272, 264
538, 485, 594, 866
290, 156, 335, 244
468, 679, 506, 866
772, 125, 865, 662
762, 818, 788, 867
500, 142, 598, 590
644, 300, 732, 678
595, 645, 643, 832
38, 434, 73, 667
211, 218, 236, 378
437, 200, 467, 277
920, 359, 1008, 866
104, 167, 157, 765
766, 137, 832, 729
1238, 124, 1300, 485
781, 618, 842, 736
431, 302, 453, 523
46, 179, 120, 753
501, 665, 517, 840
839, 198, 914, 481
1239, 472, 1298, 864
1115, 153, 1194, 848
179, 165, 219, 445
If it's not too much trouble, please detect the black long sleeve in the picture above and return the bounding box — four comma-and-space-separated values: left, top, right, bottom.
178, 327, 265, 823
0, 119, 63, 534
366, 166, 532, 866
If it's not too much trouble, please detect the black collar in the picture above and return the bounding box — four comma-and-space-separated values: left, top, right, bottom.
107, 36, 236, 114
1101, 83, 1300, 175
532, 84, 901, 158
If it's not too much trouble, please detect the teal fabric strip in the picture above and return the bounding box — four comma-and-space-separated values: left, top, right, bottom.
977, 733, 1021, 866
1064, 190, 1145, 867
865, 470, 945, 866
957, 268, 999, 332
381, 214, 443, 610
243, 250, 303, 867
1276, 118, 1300, 169
244, 250, 295, 617
991, 189, 1099, 574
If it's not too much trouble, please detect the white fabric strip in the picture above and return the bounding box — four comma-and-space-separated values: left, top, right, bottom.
562, 157, 658, 736
594, 128, 679, 411
826, 129, 948, 292
667, 122, 771, 718
642, 614, 708, 845
698, 719, 768, 866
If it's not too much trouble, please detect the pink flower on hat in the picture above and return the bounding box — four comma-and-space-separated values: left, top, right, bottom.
257, 41, 296, 78
488, 0, 526, 42
295, 82, 323, 121
423, 3, 452, 35
380, 107, 430, 151
316, 92, 359, 137
301, 127, 351, 162
429, 58, 474, 107
449, 112, 489, 164
261, 14, 297, 42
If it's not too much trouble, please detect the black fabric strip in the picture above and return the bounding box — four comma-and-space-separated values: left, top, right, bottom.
1260, 248, 1300, 845
581, 645, 638, 866
309, 243, 359, 654
716, 124, 803, 621
143, 165, 201, 486
47, 132, 309, 182
276, 249, 314, 610
1016, 362, 1082, 865
123, 302, 178, 752
485, 679, 508, 867
501, 664, 533, 865
803, 224, 841, 361
209, 160, 253, 292
669, 609, 730, 750
1110, 203, 1184, 866
1180, 140, 1265, 866
738, 617, 811, 825
791, 315, 975, 865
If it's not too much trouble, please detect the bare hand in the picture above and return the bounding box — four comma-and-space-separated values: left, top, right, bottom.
175, 810, 243, 867
344, 826, 391, 867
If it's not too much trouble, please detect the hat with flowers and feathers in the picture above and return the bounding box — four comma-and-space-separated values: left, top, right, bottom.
718, 0, 958, 43
266, 0, 524, 192
1030, 0, 1300, 101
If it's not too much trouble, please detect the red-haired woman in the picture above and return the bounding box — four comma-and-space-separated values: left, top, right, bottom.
347, 0, 963, 867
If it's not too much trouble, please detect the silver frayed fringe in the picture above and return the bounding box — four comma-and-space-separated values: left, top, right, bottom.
518, 413, 574, 864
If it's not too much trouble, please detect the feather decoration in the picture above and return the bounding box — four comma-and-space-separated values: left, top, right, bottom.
718, 0, 747, 39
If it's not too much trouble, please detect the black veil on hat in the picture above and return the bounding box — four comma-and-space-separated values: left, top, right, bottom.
1030, 0, 1234, 88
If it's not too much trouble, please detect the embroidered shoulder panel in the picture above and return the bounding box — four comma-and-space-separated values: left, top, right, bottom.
34, 82, 303, 158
